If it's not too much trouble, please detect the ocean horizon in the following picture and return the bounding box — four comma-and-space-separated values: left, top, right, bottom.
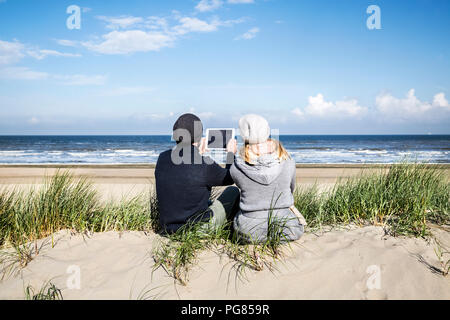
0, 134, 448, 164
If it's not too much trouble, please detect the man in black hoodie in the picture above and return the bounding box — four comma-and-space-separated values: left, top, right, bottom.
155, 113, 240, 234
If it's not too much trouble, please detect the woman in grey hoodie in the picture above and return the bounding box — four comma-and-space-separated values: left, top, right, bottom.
230, 114, 304, 243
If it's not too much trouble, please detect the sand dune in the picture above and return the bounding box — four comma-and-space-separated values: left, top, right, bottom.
1, 225, 449, 300
1, 165, 448, 300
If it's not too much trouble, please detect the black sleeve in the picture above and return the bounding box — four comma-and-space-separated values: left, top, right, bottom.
206, 153, 235, 187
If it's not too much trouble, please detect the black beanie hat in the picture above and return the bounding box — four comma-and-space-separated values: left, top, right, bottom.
172, 113, 203, 144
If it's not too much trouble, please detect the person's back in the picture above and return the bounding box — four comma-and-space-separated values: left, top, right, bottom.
231, 153, 296, 213
230, 114, 304, 243
155, 113, 239, 234
156, 144, 233, 233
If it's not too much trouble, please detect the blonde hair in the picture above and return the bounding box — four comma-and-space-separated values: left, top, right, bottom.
240, 139, 291, 164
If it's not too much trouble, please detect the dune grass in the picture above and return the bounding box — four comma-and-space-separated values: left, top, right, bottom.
294, 162, 449, 237
0, 171, 156, 275
152, 222, 212, 286
434, 239, 450, 277
24, 281, 63, 300
151, 193, 298, 287
0, 163, 448, 286
151, 218, 293, 287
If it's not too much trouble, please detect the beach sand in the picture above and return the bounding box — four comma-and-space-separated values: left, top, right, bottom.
0, 164, 405, 201
0, 165, 449, 300
0, 226, 449, 300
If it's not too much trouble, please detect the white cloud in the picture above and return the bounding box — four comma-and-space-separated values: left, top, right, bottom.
172, 17, 220, 35
100, 86, 155, 96
0, 67, 106, 85
132, 112, 175, 121
235, 27, 259, 40
220, 17, 248, 26
145, 16, 169, 31
292, 93, 367, 119
0, 39, 102, 85
1, 39, 82, 65
432, 92, 448, 108
291, 90, 450, 124
228, 0, 254, 3
82, 30, 174, 54
55, 74, 107, 86
291, 108, 304, 117
56, 39, 78, 47
83, 14, 244, 55
27, 49, 81, 60
376, 89, 450, 120
97, 15, 144, 29
0, 67, 49, 80
195, 0, 223, 12
0, 40, 25, 65
173, 16, 245, 34
5, 9, 246, 60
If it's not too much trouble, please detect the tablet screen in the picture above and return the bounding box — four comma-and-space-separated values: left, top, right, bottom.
207, 129, 233, 149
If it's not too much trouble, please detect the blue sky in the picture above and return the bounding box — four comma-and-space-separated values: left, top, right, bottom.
0, 0, 449, 134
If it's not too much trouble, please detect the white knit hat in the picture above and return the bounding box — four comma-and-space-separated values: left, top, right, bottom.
239, 114, 270, 144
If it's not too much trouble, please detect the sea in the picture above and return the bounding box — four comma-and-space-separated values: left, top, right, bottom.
0, 135, 448, 164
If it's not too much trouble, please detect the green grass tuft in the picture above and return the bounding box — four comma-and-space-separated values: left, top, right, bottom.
0, 170, 157, 273
24, 281, 63, 300
294, 162, 449, 237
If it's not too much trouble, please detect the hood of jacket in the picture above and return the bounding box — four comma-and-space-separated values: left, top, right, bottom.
234, 153, 283, 185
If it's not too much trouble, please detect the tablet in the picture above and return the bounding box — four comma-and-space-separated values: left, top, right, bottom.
206, 128, 235, 150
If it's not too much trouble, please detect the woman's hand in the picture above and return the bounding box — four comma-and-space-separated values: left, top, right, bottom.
227, 138, 238, 154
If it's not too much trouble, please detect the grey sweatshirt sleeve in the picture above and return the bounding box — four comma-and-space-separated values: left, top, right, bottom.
290, 160, 296, 193
229, 163, 241, 188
